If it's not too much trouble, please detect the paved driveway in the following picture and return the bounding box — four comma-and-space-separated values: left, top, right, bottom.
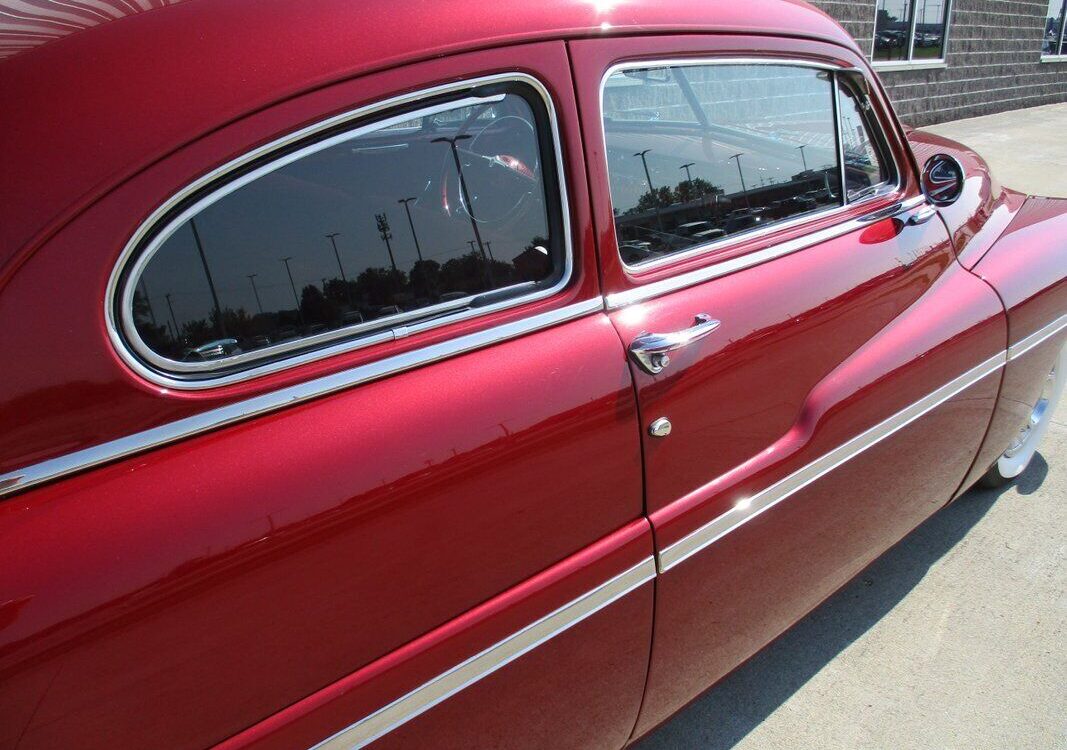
635, 105, 1067, 749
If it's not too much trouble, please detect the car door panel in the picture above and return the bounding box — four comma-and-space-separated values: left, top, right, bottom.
217, 522, 653, 750
570, 35, 1008, 736
633, 262, 1004, 734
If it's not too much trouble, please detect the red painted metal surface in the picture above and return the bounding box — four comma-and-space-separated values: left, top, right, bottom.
0, 42, 596, 477
215, 523, 653, 750
0, 313, 645, 749
905, 129, 1027, 269
571, 32, 1012, 735
3, 2, 1067, 749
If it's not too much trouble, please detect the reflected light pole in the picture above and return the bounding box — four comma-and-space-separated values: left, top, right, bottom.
397, 197, 424, 262
324, 232, 348, 284
246, 273, 263, 315
188, 217, 227, 337
729, 152, 751, 208
164, 292, 179, 342
679, 161, 695, 184
796, 144, 810, 171
633, 149, 656, 193
428, 133, 490, 283
280, 256, 301, 312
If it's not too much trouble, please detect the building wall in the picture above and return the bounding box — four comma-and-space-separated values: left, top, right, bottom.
812, 0, 1067, 125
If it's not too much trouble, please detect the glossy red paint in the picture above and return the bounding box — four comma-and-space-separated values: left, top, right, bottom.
0, 42, 596, 476
0, 312, 645, 749
215, 524, 653, 750
2, 2, 1066, 749
906, 129, 1028, 269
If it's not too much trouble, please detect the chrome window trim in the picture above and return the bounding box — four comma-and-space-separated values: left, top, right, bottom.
309, 557, 656, 750
598, 58, 903, 275
657, 350, 1007, 573
0, 297, 604, 499
106, 72, 575, 389
1007, 313, 1067, 361
604, 195, 926, 310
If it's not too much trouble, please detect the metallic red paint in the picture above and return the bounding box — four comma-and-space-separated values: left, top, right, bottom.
1, 2, 1066, 749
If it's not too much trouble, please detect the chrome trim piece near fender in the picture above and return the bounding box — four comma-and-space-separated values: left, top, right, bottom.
605, 195, 926, 310
0, 297, 604, 499
309, 557, 657, 750
1007, 313, 1067, 361
657, 350, 1007, 573
105, 72, 575, 389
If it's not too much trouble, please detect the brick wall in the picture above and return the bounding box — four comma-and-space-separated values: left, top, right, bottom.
811, 0, 1067, 125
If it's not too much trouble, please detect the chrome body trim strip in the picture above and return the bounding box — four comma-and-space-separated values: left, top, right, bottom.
106, 72, 576, 389
309, 557, 657, 750
605, 195, 925, 310
1007, 313, 1067, 361
598, 57, 904, 276
0, 297, 604, 498
657, 351, 1007, 573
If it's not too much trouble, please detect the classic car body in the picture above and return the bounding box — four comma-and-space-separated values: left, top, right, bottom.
0, 1, 1064, 748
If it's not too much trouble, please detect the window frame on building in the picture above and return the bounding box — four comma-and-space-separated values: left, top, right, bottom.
1041, 0, 1067, 61
870, 0, 956, 71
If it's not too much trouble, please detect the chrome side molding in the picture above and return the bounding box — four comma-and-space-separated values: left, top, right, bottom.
308, 558, 656, 750
1007, 313, 1067, 362
657, 351, 1008, 573
605, 195, 926, 310
0, 298, 604, 499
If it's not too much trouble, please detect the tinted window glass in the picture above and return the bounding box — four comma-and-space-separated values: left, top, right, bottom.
602, 64, 842, 265
125, 86, 562, 371
837, 81, 892, 200
873, 0, 913, 61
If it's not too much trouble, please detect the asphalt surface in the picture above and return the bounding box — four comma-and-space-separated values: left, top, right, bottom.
634, 104, 1067, 750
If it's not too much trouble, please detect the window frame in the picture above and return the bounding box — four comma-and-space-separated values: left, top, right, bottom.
870, 0, 954, 71
1041, 0, 1067, 62
598, 58, 902, 273
107, 72, 574, 388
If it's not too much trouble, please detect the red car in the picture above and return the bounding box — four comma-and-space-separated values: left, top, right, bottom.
1, 1, 1064, 748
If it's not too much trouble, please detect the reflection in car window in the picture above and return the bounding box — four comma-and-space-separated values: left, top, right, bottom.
126, 87, 562, 371
837, 81, 892, 200
602, 64, 843, 265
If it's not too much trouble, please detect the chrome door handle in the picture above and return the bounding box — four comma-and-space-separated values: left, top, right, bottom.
629, 314, 720, 374
907, 204, 938, 225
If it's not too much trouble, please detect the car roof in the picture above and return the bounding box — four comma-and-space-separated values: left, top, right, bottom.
0, 0, 857, 272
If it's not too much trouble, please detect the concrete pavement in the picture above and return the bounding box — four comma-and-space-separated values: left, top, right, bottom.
924, 103, 1067, 198
634, 104, 1067, 750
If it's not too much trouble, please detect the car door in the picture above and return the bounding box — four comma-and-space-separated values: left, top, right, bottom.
0, 43, 654, 750
571, 34, 1007, 733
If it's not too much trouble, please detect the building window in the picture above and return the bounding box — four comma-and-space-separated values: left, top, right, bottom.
873, 0, 952, 63
118, 80, 567, 379
1043, 0, 1067, 57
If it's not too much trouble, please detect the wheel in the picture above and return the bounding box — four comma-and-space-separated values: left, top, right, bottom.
979, 342, 1066, 488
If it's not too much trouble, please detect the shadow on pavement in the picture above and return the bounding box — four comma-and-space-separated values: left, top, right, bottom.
634, 454, 1048, 750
